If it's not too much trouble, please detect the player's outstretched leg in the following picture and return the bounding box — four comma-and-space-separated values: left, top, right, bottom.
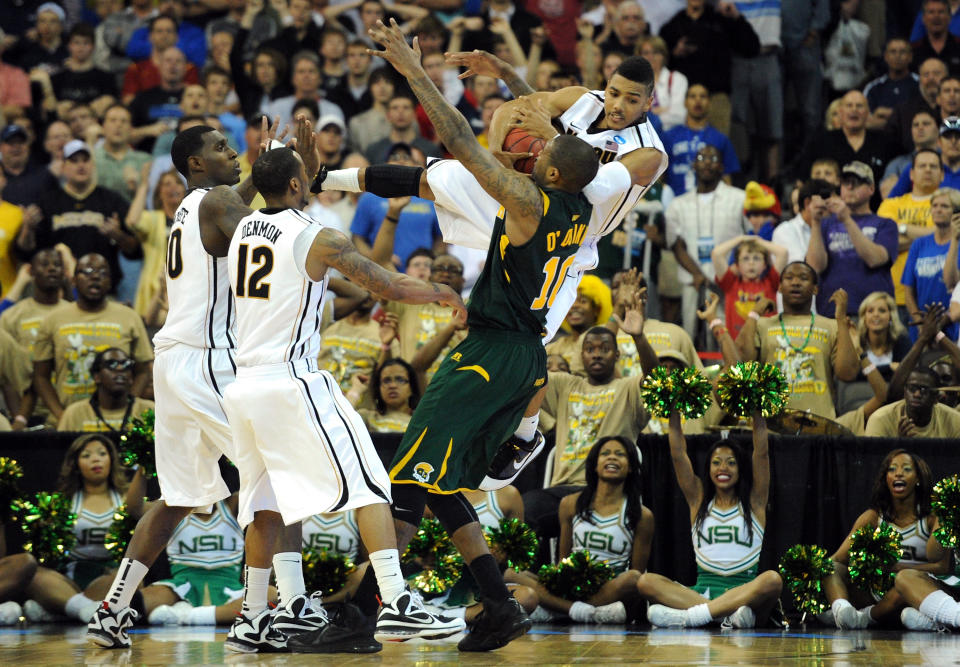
480, 387, 547, 491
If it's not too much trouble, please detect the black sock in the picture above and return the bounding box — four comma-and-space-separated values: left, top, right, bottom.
469, 553, 510, 604
354, 564, 380, 616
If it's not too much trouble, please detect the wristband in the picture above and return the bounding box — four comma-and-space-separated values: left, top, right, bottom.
748, 311, 760, 321
709, 318, 723, 330
13, 415, 27, 425
863, 363, 877, 376
384, 215, 399, 224
936, 331, 946, 343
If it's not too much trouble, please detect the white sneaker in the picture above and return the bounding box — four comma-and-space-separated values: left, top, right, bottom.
23, 599, 60, 622
528, 605, 558, 623
0, 601, 22, 625
835, 605, 869, 630
148, 604, 187, 626
374, 589, 466, 642
901, 607, 941, 631
568, 601, 596, 623
723, 605, 755, 629
647, 604, 687, 628
593, 601, 627, 624
225, 608, 287, 653
271, 592, 329, 637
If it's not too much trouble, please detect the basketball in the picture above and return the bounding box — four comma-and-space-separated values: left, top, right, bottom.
502, 128, 546, 174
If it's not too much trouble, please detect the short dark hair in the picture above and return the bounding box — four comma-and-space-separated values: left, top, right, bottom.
782, 260, 819, 285
102, 103, 131, 120
68, 22, 95, 43
407, 247, 435, 263
910, 365, 941, 386
368, 66, 396, 87
913, 147, 943, 168
176, 114, 207, 132
171, 125, 216, 177
149, 14, 178, 32
798, 178, 837, 211
583, 325, 617, 345
201, 64, 232, 86
291, 97, 320, 120
549, 135, 600, 192
254, 46, 287, 83
613, 55, 655, 95
911, 108, 937, 125
939, 75, 960, 93
252, 147, 302, 197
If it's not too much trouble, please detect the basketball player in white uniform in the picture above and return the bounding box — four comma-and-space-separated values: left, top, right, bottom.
88, 121, 329, 651
224, 146, 466, 653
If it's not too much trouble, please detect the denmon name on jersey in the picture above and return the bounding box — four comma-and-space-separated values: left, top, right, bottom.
240, 219, 283, 243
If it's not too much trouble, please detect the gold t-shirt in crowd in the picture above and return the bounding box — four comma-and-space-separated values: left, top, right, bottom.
865, 400, 960, 438
755, 313, 838, 419
1, 297, 62, 357
542, 372, 649, 486
33, 301, 154, 408
385, 301, 466, 383
617, 319, 704, 377
836, 405, 866, 435
545, 332, 586, 376
357, 408, 411, 434
876, 194, 932, 306
57, 397, 155, 432
316, 317, 383, 392
0, 327, 30, 395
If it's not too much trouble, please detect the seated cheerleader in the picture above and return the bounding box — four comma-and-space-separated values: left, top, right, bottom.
822, 449, 947, 629
301, 509, 369, 604
636, 410, 782, 628
24, 434, 146, 622
145, 495, 278, 625
893, 515, 960, 631
346, 358, 418, 434
508, 436, 653, 624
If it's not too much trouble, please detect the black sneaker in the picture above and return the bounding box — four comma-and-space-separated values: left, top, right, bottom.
479, 431, 545, 491
457, 596, 531, 652
225, 608, 288, 653
87, 602, 140, 649
271, 592, 329, 637
287, 602, 382, 653
375, 588, 466, 642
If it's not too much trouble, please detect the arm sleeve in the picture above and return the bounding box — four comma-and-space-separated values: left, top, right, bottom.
583, 161, 632, 207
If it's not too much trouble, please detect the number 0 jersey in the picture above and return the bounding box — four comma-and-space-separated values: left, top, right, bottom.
467, 188, 593, 336
228, 207, 327, 367
154, 188, 237, 352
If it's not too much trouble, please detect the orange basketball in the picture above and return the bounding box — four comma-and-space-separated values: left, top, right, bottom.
502, 128, 546, 174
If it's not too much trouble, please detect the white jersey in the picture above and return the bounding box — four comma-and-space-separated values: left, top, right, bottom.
571, 498, 634, 574
893, 517, 932, 567
470, 491, 506, 531
70, 489, 123, 562
166, 500, 244, 569
692, 501, 764, 576
302, 511, 362, 560
228, 208, 328, 367
154, 188, 236, 352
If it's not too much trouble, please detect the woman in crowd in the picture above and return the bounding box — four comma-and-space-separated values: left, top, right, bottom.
23, 434, 145, 622
821, 449, 946, 629
636, 411, 782, 628
347, 358, 419, 434
638, 35, 687, 130
509, 436, 653, 624
856, 291, 910, 382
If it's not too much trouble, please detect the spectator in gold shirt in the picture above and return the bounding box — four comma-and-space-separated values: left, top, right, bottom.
58, 348, 154, 433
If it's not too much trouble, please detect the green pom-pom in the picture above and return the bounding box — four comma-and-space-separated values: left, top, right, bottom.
778, 544, 835, 615
302, 548, 356, 597
537, 550, 614, 602
10, 492, 77, 569
932, 475, 960, 549
847, 522, 902, 598
641, 367, 712, 420
716, 361, 789, 418
0, 458, 24, 511
485, 517, 539, 572
104, 505, 139, 560
402, 518, 463, 594
119, 409, 156, 478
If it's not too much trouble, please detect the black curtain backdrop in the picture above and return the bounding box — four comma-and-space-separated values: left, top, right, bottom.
3, 431, 958, 601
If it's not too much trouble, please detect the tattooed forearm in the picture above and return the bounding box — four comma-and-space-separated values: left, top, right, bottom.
235, 175, 258, 205
503, 71, 535, 97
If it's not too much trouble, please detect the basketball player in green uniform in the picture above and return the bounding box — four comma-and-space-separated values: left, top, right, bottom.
299, 20, 599, 653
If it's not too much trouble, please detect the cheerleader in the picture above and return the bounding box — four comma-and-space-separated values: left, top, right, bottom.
509, 436, 653, 624
894, 515, 960, 631
823, 449, 947, 628
636, 411, 782, 628
301, 510, 369, 604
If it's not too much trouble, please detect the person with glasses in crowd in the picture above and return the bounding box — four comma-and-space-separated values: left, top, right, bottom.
57, 348, 154, 432
347, 358, 420, 433
866, 365, 960, 436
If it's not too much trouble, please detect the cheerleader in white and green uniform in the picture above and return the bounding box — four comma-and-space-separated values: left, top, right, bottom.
637, 411, 782, 628
145, 495, 278, 625
301, 510, 370, 603
509, 437, 654, 624
823, 449, 948, 629
894, 514, 960, 631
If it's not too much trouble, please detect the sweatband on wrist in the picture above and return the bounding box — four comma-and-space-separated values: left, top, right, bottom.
748, 311, 760, 321
709, 318, 723, 330
319, 168, 361, 193
364, 165, 424, 198
863, 363, 877, 376
936, 331, 946, 343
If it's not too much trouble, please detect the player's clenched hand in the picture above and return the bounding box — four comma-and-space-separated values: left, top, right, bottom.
368, 19, 422, 78
433, 283, 467, 325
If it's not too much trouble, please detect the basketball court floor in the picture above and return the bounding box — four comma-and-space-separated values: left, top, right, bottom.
3, 624, 956, 665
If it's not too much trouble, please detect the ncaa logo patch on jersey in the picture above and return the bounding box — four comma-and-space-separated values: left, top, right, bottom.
412, 462, 435, 484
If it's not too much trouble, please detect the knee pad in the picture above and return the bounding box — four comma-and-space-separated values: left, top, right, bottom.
429, 492, 479, 535
390, 483, 427, 526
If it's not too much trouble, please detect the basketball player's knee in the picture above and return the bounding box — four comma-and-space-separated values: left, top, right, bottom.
429, 492, 479, 536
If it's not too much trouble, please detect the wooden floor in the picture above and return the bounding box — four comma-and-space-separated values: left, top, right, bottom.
3, 624, 959, 665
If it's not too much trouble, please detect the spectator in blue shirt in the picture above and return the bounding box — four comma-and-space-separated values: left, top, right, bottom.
661, 83, 740, 196
864, 38, 920, 131
889, 115, 960, 197
125, 0, 206, 67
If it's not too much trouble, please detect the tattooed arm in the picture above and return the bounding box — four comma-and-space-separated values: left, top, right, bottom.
445, 49, 535, 97
199, 185, 253, 257
369, 19, 544, 244
307, 227, 466, 318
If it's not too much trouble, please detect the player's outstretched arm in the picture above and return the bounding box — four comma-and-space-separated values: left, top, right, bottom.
198, 185, 253, 257
445, 49, 535, 97
308, 227, 466, 320
369, 19, 543, 238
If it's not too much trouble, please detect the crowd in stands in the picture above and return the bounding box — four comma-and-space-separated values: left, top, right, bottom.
3, 0, 960, 633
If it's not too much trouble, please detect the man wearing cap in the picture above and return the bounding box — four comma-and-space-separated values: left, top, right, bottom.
773, 179, 834, 264
4, 2, 67, 72
0, 124, 57, 209
14, 140, 138, 294
889, 115, 960, 197
316, 115, 347, 171
363, 94, 441, 165
878, 148, 942, 318
806, 161, 900, 316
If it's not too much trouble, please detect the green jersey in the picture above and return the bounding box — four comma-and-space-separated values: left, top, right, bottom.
468, 187, 593, 336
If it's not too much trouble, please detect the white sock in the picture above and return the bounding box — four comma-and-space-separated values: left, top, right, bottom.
272, 552, 306, 605
368, 549, 405, 604
686, 603, 712, 627
832, 598, 853, 617
513, 414, 539, 442
919, 590, 960, 626
65, 593, 97, 621
105, 558, 150, 611
187, 605, 217, 625
322, 168, 361, 192
241, 565, 272, 616
568, 600, 595, 622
